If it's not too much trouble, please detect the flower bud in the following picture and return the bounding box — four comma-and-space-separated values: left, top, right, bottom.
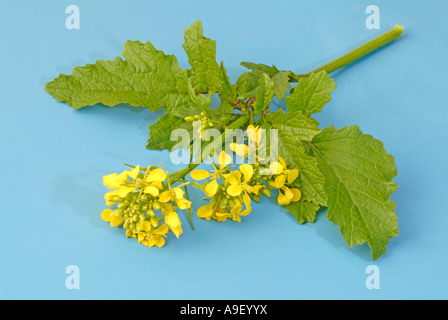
125, 229, 134, 238
117, 202, 126, 209
147, 209, 156, 217
150, 216, 159, 228
262, 188, 271, 197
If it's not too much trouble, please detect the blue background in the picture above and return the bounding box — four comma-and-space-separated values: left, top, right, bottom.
1, 0, 447, 299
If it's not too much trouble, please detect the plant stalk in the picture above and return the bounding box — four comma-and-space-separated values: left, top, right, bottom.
295, 24, 404, 78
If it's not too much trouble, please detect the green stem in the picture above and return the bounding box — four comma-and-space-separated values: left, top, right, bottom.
183, 184, 194, 230
295, 24, 404, 78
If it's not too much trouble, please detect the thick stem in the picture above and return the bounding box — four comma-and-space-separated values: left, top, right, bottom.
295, 24, 404, 78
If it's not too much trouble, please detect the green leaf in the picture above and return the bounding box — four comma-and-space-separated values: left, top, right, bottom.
311, 125, 398, 260
217, 101, 233, 114
252, 74, 274, 115
238, 62, 293, 100
218, 62, 238, 104
236, 71, 259, 99
271, 71, 292, 100
165, 79, 211, 118
285, 200, 320, 224
260, 110, 327, 205
146, 114, 193, 151
286, 70, 337, 116
240, 62, 279, 76
264, 109, 321, 141
182, 21, 220, 94
45, 40, 190, 110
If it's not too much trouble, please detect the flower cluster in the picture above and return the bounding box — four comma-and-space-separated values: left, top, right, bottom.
190, 125, 302, 222
101, 165, 191, 247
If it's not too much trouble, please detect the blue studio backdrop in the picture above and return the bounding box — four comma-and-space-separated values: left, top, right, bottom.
0, 0, 447, 299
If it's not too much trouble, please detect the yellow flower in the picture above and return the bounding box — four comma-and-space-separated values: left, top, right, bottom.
228, 203, 251, 222
101, 209, 123, 227
142, 235, 165, 248
190, 151, 232, 197
269, 157, 302, 206
164, 211, 183, 238
277, 187, 302, 206
197, 204, 214, 220
226, 164, 262, 197
229, 142, 249, 157
142, 168, 167, 196
135, 221, 168, 248
247, 125, 262, 145
195, 203, 233, 222
158, 187, 191, 210
270, 157, 299, 184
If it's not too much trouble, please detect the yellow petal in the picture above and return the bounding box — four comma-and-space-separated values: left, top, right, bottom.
278, 156, 287, 170
150, 181, 163, 189
225, 171, 241, 185
239, 164, 253, 182
230, 203, 243, 214
103, 171, 128, 189
227, 184, 243, 197
282, 186, 294, 200
154, 224, 169, 235
190, 169, 212, 180
290, 188, 302, 202
142, 239, 154, 247
101, 209, 113, 222
143, 185, 159, 197
138, 220, 151, 232
205, 179, 219, 197
172, 187, 185, 199
287, 169, 299, 184
197, 205, 213, 219
216, 151, 232, 168
251, 185, 262, 195
104, 190, 119, 206
158, 191, 172, 203
230, 143, 248, 157
165, 212, 180, 229
109, 215, 123, 227
277, 191, 291, 206
152, 235, 166, 247
176, 198, 192, 210
243, 193, 251, 207
128, 166, 140, 180
240, 206, 252, 216
171, 224, 183, 238
247, 125, 261, 144
273, 175, 286, 189
116, 186, 137, 198
146, 168, 167, 183
137, 232, 146, 243
269, 162, 284, 175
